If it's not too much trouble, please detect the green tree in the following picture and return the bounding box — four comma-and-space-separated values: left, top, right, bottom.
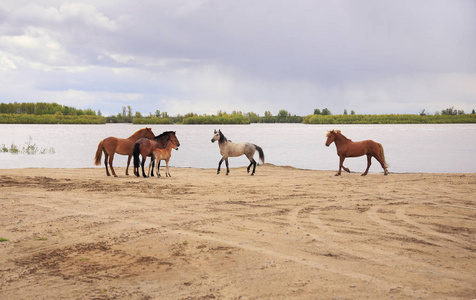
246, 111, 260, 123
263, 111, 274, 123
277, 110, 290, 122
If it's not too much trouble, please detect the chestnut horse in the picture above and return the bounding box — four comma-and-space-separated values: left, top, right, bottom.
148, 139, 179, 178
133, 131, 180, 178
211, 129, 264, 176
325, 130, 388, 176
94, 127, 155, 177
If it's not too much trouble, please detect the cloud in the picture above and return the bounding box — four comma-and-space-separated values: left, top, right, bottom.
0, 0, 475, 116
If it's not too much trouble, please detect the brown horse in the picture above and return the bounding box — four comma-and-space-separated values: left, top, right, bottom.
94, 127, 155, 177
325, 130, 389, 176
148, 139, 179, 178
133, 131, 180, 178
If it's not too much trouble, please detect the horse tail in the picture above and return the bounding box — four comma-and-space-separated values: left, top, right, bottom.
378, 143, 389, 168
94, 140, 103, 165
133, 142, 141, 169
254, 144, 265, 164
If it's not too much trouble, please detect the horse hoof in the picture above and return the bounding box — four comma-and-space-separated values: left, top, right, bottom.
334, 173, 341, 176
361, 173, 367, 176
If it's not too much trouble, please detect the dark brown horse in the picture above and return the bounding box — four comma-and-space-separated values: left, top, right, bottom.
325, 130, 389, 176
94, 127, 155, 177
133, 131, 180, 178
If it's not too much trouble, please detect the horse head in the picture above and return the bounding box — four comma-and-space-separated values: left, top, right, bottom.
325, 130, 339, 147
169, 131, 180, 149
211, 129, 220, 143
144, 127, 155, 139
171, 140, 179, 151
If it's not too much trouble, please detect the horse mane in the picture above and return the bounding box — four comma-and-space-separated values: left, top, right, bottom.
218, 130, 228, 143
153, 131, 174, 141
327, 130, 352, 142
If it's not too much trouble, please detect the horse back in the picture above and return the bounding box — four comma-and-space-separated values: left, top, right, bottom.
339, 140, 377, 157
226, 142, 257, 158
102, 137, 126, 155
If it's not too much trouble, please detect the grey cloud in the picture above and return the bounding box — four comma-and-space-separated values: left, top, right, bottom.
0, 0, 474, 116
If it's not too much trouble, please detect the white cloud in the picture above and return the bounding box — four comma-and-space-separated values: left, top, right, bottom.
0, 0, 474, 116
0, 54, 16, 70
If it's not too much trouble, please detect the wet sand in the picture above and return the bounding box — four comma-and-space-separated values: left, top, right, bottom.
0, 165, 475, 299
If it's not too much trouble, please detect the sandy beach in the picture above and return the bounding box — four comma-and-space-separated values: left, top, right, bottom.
0, 165, 475, 299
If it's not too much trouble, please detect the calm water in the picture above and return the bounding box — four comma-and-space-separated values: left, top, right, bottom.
0, 123, 475, 173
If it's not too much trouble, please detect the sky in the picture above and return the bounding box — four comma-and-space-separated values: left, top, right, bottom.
0, 0, 475, 117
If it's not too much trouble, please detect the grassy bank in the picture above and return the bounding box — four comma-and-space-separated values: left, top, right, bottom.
303, 114, 476, 124
0, 113, 106, 124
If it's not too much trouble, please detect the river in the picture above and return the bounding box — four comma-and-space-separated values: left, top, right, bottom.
0, 123, 475, 173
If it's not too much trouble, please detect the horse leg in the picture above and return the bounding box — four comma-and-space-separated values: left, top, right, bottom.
342, 165, 351, 173
104, 152, 111, 176
225, 158, 230, 175
157, 160, 162, 177
374, 155, 389, 175
150, 154, 155, 177
125, 155, 131, 176
251, 158, 257, 175
217, 157, 224, 175
247, 161, 253, 173
362, 154, 372, 176
108, 153, 118, 177
141, 156, 147, 178
166, 159, 171, 177
148, 158, 154, 177
336, 156, 345, 176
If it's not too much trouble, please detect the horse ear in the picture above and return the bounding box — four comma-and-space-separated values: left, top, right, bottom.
214, 129, 217, 134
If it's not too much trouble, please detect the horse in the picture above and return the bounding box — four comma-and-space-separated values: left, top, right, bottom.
148, 139, 179, 178
325, 130, 389, 176
94, 127, 155, 177
133, 131, 180, 178
211, 129, 265, 176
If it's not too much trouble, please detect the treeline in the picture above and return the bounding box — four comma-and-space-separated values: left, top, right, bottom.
0, 102, 100, 116
0, 113, 105, 124
131, 110, 303, 125
303, 114, 476, 124
1, 102, 475, 124
0, 102, 105, 124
